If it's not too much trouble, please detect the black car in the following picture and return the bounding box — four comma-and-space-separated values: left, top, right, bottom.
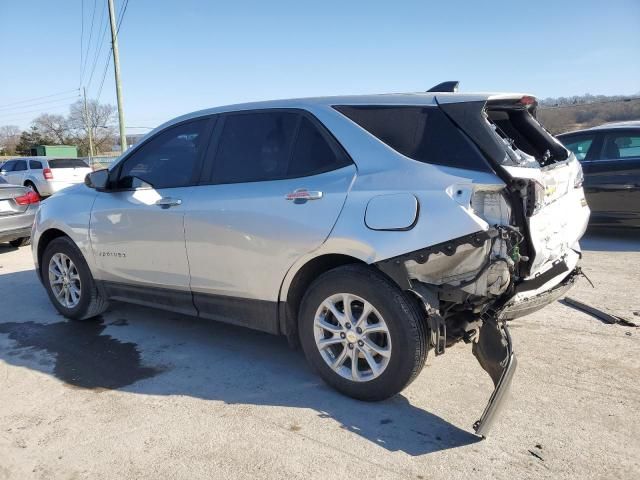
558, 121, 640, 228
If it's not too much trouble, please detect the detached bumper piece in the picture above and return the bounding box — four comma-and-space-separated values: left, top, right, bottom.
472, 317, 517, 438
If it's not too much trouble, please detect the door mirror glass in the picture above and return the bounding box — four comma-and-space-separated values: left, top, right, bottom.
85, 169, 110, 190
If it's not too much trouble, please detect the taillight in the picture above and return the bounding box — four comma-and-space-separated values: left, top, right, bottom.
43, 168, 53, 180
15, 190, 40, 205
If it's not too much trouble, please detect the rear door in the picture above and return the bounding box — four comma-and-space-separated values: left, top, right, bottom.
582, 130, 640, 226
90, 117, 213, 314
183, 109, 355, 333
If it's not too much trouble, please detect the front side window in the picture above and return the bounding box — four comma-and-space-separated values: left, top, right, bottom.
601, 133, 640, 160
560, 135, 595, 161
117, 118, 209, 189
334, 105, 489, 171
1, 160, 15, 172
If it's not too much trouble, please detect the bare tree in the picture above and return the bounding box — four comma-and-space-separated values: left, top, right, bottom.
68, 99, 117, 155
32, 114, 70, 145
0, 125, 21, 155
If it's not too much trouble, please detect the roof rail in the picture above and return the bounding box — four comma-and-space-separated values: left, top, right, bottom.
427, 81, 459, 93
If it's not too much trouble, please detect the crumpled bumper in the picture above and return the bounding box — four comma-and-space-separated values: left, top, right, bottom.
471, 266, 580, 437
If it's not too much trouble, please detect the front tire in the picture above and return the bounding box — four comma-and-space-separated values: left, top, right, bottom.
41, 237, 108, 320
299, 264, 428, 401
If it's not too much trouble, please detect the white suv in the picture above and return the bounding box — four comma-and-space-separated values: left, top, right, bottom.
0, 157, 91, 197
32, 88, 589, 436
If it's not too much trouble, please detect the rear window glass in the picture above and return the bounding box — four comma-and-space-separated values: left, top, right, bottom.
333, 105, 490, 171
48, 159, 88, 169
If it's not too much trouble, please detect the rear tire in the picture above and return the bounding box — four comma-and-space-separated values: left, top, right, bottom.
9, 237, 30, 247
24, 181, 39, 196
41, 236, 108, 321
299, 264, 428, 401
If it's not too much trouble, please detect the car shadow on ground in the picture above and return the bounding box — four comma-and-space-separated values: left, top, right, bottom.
581, 228, 640, 252
0, 269, 480, 456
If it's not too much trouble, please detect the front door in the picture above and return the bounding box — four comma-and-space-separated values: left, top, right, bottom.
184, 110, 356, 332
90, 117, 213, 314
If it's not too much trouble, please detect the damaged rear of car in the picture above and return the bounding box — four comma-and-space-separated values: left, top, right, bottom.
329, 90, 589, 436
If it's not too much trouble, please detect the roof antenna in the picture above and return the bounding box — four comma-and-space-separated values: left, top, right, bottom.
427, 81, 459, 93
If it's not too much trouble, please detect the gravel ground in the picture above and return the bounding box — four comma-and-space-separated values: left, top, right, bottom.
0, 230, 638, 480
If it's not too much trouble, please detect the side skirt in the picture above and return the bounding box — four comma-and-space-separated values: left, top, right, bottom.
99, 281, 280, 335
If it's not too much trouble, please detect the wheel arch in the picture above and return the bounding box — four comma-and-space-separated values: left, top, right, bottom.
36, 228, 70, 280
278, 253, 367, 344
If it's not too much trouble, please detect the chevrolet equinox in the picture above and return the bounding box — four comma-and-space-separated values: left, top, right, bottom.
32, 86, 590, 436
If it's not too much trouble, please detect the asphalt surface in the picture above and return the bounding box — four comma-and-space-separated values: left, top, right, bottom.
0, 230, 638, 479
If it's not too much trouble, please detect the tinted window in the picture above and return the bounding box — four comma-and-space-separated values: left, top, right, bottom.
288, 116, 350, 177
1, 160, 15, 172
334, 105, 489, 171
118, 119, 209, 189
560, 135, 595, 161
213, 112, 298, 183
601, 133, 640, 160
13, 160, 27, 171
48, 158, 88, 168
0, 176, 6, 184
29, 160, 43, 169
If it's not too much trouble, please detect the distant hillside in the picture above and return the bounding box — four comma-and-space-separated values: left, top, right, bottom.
537, 94, 640, 134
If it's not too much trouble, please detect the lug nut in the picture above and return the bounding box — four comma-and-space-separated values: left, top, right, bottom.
345, 323, 351, 329
357, 340, 364, 347
340, 332, 346, 339
356, 327, 362, 334
348, 343, 354, 349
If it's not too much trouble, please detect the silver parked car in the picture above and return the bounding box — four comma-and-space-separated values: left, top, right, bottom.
32, 88, 589, 436
0, 176, 40, 246
0, 157, 91, 197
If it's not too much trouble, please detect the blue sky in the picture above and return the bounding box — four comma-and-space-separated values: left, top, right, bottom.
1, 0, 638, 132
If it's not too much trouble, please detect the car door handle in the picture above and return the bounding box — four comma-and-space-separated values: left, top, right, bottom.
285, 189, 323, 201
155, 197, 182, 208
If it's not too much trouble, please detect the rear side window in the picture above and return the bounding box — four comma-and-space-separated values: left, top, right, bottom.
601, 133, 640, 159
334, 105, 490, 171
213, 112, 298, 183
13, 160, 27, 171
289, 116, 350, 177
48, 159, 88, 169
559, 135, 595, 161
29, 160, 43, 169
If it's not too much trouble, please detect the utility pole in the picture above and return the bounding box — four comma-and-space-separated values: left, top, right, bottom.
83, 87, 95, 166
107, 0, 127, 152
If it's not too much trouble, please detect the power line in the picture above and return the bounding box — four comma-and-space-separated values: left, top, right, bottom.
0, 95, 81, 113
85, 4, 110, 91
80, 0, 99, 85
79, 0, 84, 87
0, 99, 79, 120
0, 89, 80, 109
96, 0, 129, 101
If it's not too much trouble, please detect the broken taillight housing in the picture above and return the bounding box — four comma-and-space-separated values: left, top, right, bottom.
15, 190, 40, 205
526, 181, 545, 216
574, 164, 584, 188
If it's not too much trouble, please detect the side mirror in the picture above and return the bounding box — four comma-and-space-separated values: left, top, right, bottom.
85, 169, 110, 191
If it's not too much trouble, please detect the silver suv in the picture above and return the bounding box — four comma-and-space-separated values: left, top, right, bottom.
0, 157, 91, 197
32, 90, 589, 436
